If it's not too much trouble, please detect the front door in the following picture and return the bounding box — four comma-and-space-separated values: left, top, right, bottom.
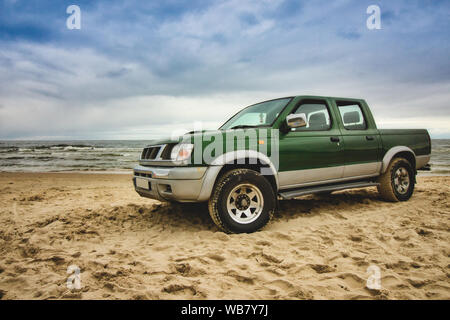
278, 99, 345, 188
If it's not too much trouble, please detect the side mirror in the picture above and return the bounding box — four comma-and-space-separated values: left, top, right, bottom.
286, 113, 307, 129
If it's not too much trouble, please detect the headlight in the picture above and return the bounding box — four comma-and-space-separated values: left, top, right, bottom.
170, 143, 194, 161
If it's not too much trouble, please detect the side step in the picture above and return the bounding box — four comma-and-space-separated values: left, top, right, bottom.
279, 181, 380, 200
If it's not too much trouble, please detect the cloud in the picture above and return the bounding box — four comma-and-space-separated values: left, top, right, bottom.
0, 0, 449, 139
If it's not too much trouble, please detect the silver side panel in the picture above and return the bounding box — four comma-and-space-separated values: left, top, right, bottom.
278, 166, 344, 187
278, 162, 381, 190
279, 173, 380, 190
343, 162, 381, 178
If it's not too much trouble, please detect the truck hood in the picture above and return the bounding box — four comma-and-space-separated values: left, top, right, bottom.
144, 128, 274, 147
144, 130, 218, 146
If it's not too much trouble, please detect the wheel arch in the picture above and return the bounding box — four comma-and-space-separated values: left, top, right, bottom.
216, 162, 278, 195
197, 151, 279, 201
381, 146, 416, 174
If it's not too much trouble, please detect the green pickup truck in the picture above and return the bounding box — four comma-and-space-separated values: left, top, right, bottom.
133, 95, 431, 233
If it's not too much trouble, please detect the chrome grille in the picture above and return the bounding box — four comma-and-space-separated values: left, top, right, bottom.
160, 144, 175, 160
141, 146, 161, 160
140, 144, 176, 161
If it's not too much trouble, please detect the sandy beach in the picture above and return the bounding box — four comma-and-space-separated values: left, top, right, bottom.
0, 172, 448, 300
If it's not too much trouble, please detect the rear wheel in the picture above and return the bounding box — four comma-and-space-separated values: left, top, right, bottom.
377, 157, 415, 202
208, 169, 276, 233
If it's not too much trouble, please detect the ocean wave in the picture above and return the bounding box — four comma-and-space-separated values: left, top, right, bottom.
0, 140, 146, 172
432, 144, 450, 149
96, 153, 124, 157
34, 143, 97, 149
0, 148, 19, 153
428, 170, 450, 175
1, 155, 58, 160
429, 162, 450, 167
1, 156, 26, 160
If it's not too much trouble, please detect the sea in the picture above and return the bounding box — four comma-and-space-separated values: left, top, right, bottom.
0, 139, 449, 175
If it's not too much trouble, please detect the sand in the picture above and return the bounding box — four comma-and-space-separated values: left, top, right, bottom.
0, 172, 448, 300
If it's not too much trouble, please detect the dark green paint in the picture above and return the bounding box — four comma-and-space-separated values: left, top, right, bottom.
151, 96, 431, 171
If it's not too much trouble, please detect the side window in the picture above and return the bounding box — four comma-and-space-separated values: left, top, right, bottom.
337, 102, 367, 130
292, 102, 331, 131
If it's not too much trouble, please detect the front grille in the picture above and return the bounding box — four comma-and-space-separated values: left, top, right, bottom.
140, 144, 176, 161
141, 146, 161, 160
160, 144, 175, 160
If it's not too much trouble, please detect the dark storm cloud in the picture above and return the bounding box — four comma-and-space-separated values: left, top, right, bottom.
0, 0, 449, 139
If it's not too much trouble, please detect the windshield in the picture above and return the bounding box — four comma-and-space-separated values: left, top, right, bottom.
220, 98, 292, 130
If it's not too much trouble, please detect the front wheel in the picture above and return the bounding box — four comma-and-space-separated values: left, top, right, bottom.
208, 169, 276, 233
377, 157, 415, 202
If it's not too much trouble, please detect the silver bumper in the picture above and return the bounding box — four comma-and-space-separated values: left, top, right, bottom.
133, 164, 222, 202
416, 154, 431, 170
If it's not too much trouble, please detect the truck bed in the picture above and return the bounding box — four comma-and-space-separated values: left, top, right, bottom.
379, 129, 431, 157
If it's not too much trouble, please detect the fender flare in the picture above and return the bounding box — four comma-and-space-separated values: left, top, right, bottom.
197, 150, 279, 201
381, 146, 416, 173
211, 150, 279, 186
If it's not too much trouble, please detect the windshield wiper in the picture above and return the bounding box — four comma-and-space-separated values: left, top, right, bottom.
229, 125, 258, 129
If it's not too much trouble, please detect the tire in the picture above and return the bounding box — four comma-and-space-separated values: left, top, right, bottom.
208, 169, 276, 233
377, 157, 415, 202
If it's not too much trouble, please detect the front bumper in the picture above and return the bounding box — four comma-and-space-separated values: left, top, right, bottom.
132, 164, 221, 202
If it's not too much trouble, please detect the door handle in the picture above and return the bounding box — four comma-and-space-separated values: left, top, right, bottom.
366, 135, 374, 141
330, 136, 340, 143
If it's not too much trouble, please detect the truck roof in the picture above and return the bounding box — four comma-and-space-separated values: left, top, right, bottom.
293, 95, 365, 101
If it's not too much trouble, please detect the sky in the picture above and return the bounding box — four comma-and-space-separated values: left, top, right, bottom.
0, 0, 449, 140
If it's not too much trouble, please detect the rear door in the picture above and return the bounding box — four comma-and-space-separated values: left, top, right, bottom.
278, 98, 345, 188
333, 100, 381, 178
